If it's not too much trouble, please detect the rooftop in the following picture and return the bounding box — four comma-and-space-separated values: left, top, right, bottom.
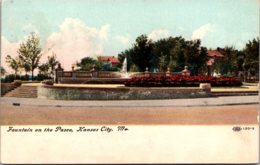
97, 56, 119, 63
207, 50, 224, 57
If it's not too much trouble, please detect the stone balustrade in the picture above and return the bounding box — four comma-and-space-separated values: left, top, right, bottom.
55, 65, 187, 84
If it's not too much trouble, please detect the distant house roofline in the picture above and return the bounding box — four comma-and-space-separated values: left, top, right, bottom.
207, 50, 224, 57
206, 50, 224, 66
97, 55, 119, 63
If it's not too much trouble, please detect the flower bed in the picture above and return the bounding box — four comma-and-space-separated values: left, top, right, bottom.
125, 75, 242, 87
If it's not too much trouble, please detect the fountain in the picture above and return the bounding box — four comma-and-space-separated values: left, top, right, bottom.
121, 57, 129, 78
39, 65, 212, 100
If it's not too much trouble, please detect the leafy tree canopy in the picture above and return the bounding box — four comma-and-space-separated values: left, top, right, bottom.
5, 55, 21, 75
17, 33, 42, 80
118, 35, 208, 75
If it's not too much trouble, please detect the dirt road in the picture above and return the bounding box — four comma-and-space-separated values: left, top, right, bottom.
0, 103, 258, 125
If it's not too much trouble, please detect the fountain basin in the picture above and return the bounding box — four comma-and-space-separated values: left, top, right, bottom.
37, 84, 211, 100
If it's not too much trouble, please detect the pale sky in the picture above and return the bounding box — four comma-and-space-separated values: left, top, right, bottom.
1, 0, 259, 72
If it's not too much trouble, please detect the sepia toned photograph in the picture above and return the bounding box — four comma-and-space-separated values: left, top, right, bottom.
0, 0, 259, 163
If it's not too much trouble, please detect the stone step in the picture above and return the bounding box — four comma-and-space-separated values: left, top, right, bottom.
4, 86, 38, 98
211, 91, 258, 97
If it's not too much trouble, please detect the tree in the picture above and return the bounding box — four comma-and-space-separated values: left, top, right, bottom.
243, 37, 259, 81
196, 46, 208, 75
185, 40, 208, 75
18, 33, 42, 80
130, 35, 155, 71
95, 60, 105, 71
77, 57, 104, 71
153, 37, 207, 74
1, 66, 6, 77
117, 35, 209, 75
158, 53, 168, 71
19, 59, 31, 75
153, 37, 181, 70
47, 52, 59, 77
167, 37, 185, 71
38, 63, 49, 76
77, 57, 96, 71
5, 55, 21, 75
213, 46, 241, 77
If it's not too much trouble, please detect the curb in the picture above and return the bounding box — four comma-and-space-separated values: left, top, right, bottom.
5, 100, 259, 108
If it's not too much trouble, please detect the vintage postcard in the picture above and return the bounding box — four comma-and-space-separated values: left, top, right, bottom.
0, 0, 259, 163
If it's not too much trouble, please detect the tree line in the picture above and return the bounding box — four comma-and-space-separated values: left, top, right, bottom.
117, 35, 208, 75
3, 33, 259, 82
117, 34, 259, 80
4, 33, 59, 81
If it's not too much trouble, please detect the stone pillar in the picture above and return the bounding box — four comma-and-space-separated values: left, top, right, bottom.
91, 65, 97, 77
200, 83, 211, 92
71, 65, 77, 79
55, 63, 64, 83
145, 67, 149, 77
166, 67, 171, 76
182, 66, 190, 76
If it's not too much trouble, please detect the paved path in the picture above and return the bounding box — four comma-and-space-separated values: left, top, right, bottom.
0, 104, 258, 125
0, 96, 258, 125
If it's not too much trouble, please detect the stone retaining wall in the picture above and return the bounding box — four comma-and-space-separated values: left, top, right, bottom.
59, 78, 129, 84
1, 83, 17, 96
38, 85, 211, 100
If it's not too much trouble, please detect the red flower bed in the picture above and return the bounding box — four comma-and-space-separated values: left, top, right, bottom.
125, 75, 242, 87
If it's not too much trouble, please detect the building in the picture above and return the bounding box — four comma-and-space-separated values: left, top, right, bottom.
97, 56, 120, 68
207, 50, 224, 76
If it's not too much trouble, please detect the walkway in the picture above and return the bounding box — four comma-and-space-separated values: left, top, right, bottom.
1, 95, 258, 107
1, 96, 258, 125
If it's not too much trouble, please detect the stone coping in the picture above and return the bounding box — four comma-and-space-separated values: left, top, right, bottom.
211, 86, 259, 92
59, 77, 129, 83
40, 84, 205, 91
23, 83, 259, 92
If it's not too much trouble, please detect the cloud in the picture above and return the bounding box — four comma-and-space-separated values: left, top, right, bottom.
115, 35, 130, 45
148, 29, 171, 41
235, 41, 244, 50
177, 26, 185, 31
2, 18, 111, 73
191, 23, 215, 40
1, 36, 21, 73
22, 23, 39, 35
1, 0, 9, 3
43, 18, 110, 70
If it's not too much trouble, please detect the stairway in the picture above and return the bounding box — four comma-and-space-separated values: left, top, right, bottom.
4, 85, 38, 98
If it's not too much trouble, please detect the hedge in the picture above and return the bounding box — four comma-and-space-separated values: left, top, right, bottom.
125, 75, 242, 87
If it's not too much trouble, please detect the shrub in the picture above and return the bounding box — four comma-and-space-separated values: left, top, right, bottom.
12, 80, 22, 87
37, 74, 51, 81
42, 80, 54, 85
125, 75, 242, 87
20, 74, 30, 81
2, 74, 35, 82
1, 74, 20, 83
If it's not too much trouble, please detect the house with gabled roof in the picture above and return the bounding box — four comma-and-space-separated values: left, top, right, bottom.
97, 56, 120, 68
207, 50, 224, 76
